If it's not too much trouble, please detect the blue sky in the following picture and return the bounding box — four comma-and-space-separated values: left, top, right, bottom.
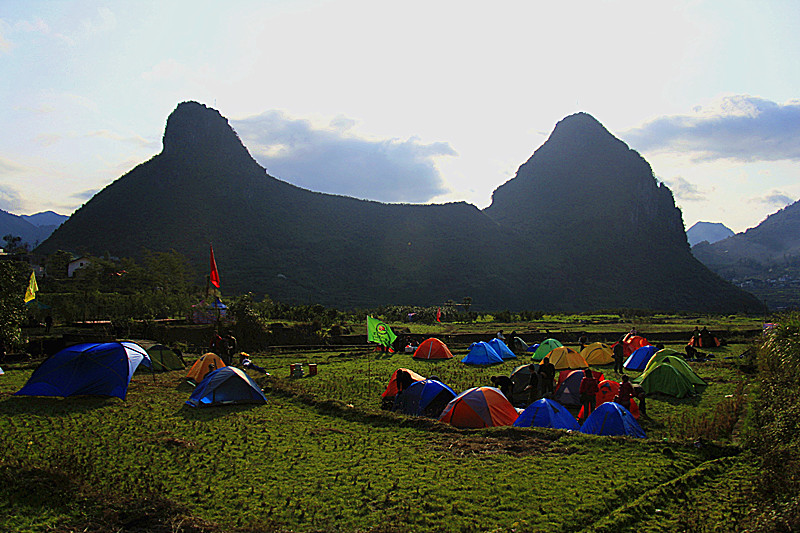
2, 0, 799, 233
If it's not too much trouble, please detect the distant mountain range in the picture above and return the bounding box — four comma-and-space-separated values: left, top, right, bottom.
36, 102, 761, 313
0, 209, 68, 250
692, 200, 800, 308
686, 221, 735, 246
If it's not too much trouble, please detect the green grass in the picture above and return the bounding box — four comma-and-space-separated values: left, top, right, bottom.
0, 330, 763, 532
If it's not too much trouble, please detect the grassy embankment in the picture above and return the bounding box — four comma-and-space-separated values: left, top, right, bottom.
0, 321, 766, 532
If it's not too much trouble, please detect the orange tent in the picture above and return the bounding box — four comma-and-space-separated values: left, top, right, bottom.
381, 368, 425, 398
413, 338, 454, 360
186, 353, 226, 384
618, 335, 649, 358
579, 379, 640, 419
438, 387, 519, 428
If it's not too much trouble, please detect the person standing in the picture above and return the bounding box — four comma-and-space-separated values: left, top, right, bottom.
579, 369, 599, 421
539, 356, 556, 395
613, 338, 625, 374
617, 375, 634, 411
632, 382, 647, 418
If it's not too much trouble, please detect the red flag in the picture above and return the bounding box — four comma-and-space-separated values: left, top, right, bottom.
436, 307, 441, 322
209, 245, 221, 288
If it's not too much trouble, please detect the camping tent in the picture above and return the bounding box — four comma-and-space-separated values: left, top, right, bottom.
186, 353, 226, 384
581, 342, 614, 365
439, 386, 519, 428
393, 379, 456, 418
543, 347, 589, 370
579, 380, 640, 419
487, 338, 516, 360
531, 338, 563, 361
621, 335, 649, 358
580, 402, 646, 438
641, 351, 705, 388
461, 342, 503, 365
146, 344, 185, 371
412, 338, 454, 360
513, 337, 529, 352
15, 342, 151, 400
509, 364, 536, 405
382, 368, 426, 398
185, 367, 267, 407
553, 369, 603, 406
636, 365, 695, 398
636, 359, 706, 398
513, 398, 579, 430
624, 345, 657, 371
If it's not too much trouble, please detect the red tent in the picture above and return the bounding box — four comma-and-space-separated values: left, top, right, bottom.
613, 335, 649, 358
438, 387, 519, 428
412, 338, 454, 360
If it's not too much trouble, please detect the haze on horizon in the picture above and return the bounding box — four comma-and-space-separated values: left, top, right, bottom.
2, 0, 800, 234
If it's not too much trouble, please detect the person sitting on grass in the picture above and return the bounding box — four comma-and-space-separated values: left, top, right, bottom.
579, 369, 599, 421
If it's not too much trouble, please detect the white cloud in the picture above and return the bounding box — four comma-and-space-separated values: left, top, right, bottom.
233, 111, 456, 203
0, 156, 27, 175
748, 190, 795, 209
623, 95, 800, 163
0, 185, 22, 211
71, 188, 98, 201
85, 130, 156, 149
661, 176, 706, 202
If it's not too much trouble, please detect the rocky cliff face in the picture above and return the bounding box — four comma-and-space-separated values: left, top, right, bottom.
37, 103, 761, 312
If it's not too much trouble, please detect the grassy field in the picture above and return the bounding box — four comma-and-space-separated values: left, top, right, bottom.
0, 325, 763, 532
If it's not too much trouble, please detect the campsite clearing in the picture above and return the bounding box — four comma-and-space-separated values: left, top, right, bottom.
0, 331, 761, 532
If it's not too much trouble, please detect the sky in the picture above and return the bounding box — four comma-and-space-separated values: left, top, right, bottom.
2, 0, 800, 234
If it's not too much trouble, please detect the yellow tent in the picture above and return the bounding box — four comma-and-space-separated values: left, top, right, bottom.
581, 342, 614, 365
186, 353, 226, 384
541, 346, 589, 370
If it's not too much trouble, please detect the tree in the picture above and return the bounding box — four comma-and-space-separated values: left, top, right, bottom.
0, 260, 29, 353
45, 250, 73, 278
143, 249, 193, 294
2, 234, 26, 253
462, 296, 472, 312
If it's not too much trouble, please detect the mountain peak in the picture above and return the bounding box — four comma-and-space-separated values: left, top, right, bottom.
161, 101, 256, 164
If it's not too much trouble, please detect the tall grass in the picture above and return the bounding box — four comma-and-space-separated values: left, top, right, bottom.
742, 312, 800, 530
664, 381, 746, 441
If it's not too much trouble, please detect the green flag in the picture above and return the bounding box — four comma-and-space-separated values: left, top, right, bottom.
367, 316, 397, 348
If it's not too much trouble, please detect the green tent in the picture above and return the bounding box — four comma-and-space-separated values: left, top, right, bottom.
636, 364, 696, 398
532, 338, 563, 362
639, 353, 706, 387
146, 344, 185, 371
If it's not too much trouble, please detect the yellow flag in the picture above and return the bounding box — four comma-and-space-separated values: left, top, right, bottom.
24, 271, 38, 303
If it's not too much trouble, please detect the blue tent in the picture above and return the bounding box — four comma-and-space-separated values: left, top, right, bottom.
186, 367, 267, 407
624, 345, 657, 371
461, 342, 503, 365
580, 402, 646, 438
487, 338, 517, 360
15, 342, 151, 400
393, 379, 456, 418
513, 398, 579, 430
